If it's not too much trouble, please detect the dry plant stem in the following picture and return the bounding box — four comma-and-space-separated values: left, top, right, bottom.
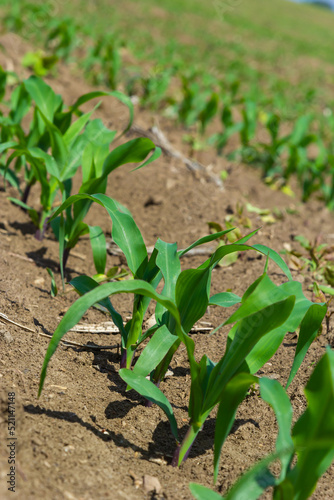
8, 252, 35, 264
0, 312, 35, 332
129, 124, 223, 187
108, 243, 215, 257
0, 312, 119, 350
38, 331, 119, 350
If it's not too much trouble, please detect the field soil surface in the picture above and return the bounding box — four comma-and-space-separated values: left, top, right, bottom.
0, 34, 333, 499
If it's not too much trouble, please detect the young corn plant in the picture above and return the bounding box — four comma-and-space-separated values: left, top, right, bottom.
137, 66, 175, 111
37, 192, 242, 375
176, 74, 218, 129
82, 34, 122, 90
120, 263, 325, 469
44, 16, 80, 61
0, 76, 161, 276
211, 100, 242, 155
238, 98, 258, 162
1, 75, 131, 213
282, 234, 334, 289
190, 347, 334, 499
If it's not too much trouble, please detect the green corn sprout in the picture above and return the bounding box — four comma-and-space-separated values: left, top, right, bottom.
0, 76, 163, 279
190, 347, 334, 499
38, 193, 236, 375
120, 265, 325, 470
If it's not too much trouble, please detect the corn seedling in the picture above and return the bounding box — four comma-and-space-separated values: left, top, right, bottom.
210, 101, 242, 155
82, 34, 121, 90
120, 264, 325, 471
0, 76, 162, 278
282, 234, 334, 288
45, 17, 80, 61
38, 193, 239, 376
22, 51, 59, 77
190, 347, 334, 499
138, 66, 174, 111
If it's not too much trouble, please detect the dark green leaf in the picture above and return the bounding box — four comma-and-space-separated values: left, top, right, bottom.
214, 373, 258, 482
88, 225, 106, 275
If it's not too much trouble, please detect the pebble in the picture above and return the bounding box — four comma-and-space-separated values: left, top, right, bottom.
143, 475, 162, 494
4, 331, 13, 343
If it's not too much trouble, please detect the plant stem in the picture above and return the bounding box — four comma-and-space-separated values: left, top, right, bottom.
171, 424, 199, 467
120, 349, 127, 369
21, 183, 32, 205
145, 381, 160, 408
35, 216, 49, 241
62, 247, 71, 271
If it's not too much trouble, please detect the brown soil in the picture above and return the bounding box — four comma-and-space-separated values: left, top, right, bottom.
0, 33, 333, 500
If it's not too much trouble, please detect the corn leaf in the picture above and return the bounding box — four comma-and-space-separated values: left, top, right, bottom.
225, 275, 326, 378
214, 373, 258, 482
189, 483, 222, 500
93, 193, 148, 279
69, 89, 134, 134
259, 378, 294, 480
203, 296, 295, 413
178, 228, 235, 257
24, 75, 62, 122
209, 293, 241, 308
119, 368, 178, 441
49, 193, 148, 279
289, 347, 334, 499
286, 303, 327, 389
175, 267, 211, 334
252, 243, 292, 280
155, 239, 181, 324
38, 279, 181, 396
70, 275, 125, 337
88, 225, 106, 275
132, 324, 177, 378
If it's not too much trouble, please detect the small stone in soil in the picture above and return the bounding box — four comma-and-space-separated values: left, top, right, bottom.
143, 475, 162, 494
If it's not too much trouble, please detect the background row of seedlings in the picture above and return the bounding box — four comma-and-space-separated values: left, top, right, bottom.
1, 0, 334, 207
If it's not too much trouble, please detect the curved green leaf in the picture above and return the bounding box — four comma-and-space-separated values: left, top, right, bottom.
119, 368, 178, 441
204, 296, 296, 412
176, 267, 211, 334
189, 483, 222, 500
286, 303, 327, 389
38, 279, 181, 396
49, 193, 148, 278
178, 229, 235, 257
252, 243, 292, 280
155, 239, 181, 322
93, 193, 148, 278
70, 275, 125, 337
260, 378, 294, 480
24, 75, 62, 121
132, 325, 177, 378
69, 89, 134, 134
289, 347, 334, 499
